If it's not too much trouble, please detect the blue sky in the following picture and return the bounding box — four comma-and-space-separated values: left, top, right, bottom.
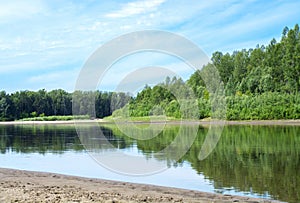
1, 0, 300, 93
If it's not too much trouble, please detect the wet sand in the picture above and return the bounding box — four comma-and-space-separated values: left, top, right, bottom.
0, 168, 281, 203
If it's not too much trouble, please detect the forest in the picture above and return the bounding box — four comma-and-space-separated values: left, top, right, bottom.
0, 89, 131, 121
114, 24, 300, 120
0, 24, 299, 121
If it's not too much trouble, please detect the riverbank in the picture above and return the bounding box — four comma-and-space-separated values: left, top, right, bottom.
0, 119, 300, 126
0, 168, 280, 203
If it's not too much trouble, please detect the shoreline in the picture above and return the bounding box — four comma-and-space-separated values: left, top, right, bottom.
0, 119, 300, 126
0, 168, 281, 203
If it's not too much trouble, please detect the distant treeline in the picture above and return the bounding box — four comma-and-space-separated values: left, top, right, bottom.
113, 24, 300, 120
0, 89, 131, 121
1, 24, 300, 121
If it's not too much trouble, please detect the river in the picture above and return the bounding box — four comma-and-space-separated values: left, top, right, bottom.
0, 123, 299, 202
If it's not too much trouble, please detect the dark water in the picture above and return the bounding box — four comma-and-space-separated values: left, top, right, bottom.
0, 124, 299, 202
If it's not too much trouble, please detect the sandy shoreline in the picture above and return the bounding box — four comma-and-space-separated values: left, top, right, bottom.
0, 119, 300, 126
0, 168, 281, 203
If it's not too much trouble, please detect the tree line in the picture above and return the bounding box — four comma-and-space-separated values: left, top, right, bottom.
0, 89, 131, 121
114, 24, 300, 120
1, 24, 300, 121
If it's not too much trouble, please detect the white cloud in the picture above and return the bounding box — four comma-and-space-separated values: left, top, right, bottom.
105, 0, 166, 18
175, 0, 300, 54
0, 0, 45, 21
1, 0, 299, 92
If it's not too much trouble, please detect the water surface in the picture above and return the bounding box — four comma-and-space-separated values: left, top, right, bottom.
0, 124, 299, 202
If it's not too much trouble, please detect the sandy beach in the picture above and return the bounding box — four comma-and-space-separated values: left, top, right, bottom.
0, 168, 281, 203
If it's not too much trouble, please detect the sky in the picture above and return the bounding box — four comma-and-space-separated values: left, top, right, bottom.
1, 0, 300, 93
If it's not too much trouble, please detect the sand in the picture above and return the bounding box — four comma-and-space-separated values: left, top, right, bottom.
0, 168, 281, 203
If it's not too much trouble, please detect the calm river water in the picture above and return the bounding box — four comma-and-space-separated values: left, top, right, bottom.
0, 124, 299, 202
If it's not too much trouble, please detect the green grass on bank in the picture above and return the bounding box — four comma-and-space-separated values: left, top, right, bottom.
20, 115, 90, 121
103, 115, 180, 122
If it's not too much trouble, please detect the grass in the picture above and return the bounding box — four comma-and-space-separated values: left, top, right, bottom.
20, 115, 90, 121
103, 115, 179, 122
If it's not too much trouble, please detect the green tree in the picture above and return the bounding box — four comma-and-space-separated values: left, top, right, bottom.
0, 91, 10, 121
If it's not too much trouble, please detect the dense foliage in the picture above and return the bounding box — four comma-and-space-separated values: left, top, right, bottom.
1, 25, 300, 121
0, 89, 131, 121
115, 24, 300, 120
